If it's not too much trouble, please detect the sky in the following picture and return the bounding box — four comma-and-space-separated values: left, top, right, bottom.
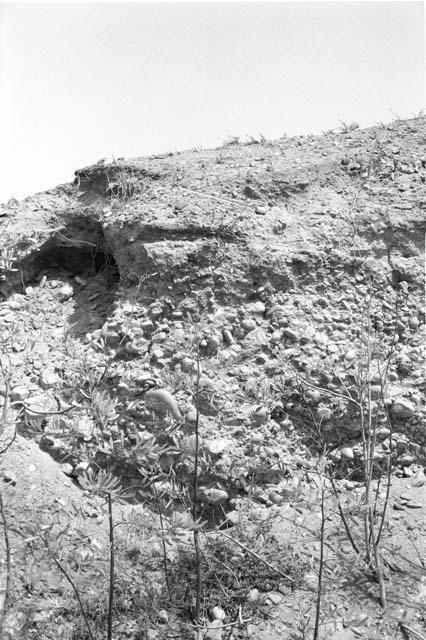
0, 1, 424, 203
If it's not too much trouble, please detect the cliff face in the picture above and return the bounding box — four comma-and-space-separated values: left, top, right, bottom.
0, 117, 425, 639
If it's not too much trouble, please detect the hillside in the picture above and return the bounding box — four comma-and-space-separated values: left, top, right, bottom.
0, 117, 425, 640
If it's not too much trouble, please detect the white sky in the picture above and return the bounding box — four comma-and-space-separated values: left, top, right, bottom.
0, 1, 424, 202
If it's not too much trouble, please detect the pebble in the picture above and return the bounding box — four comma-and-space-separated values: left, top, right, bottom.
76, 417, 95, 440
255, 205, 268, 215
141, 320, 155, 336
398, 454, 415, 467
317, 406, 331, 421
303, 571, 318, 590
158, 609, 169, 623
247, 588, 260, 602
151, 331, 167, 343
151, 346, 164, 361
264, 591, 282, 605
10, 385, 31, 402
327, 342, 339, 354
39, 369, 59, 390
241, 318, 257, 332
225, 510, 240, 526
248, 301, 266, 315
222, 328, 234, 345
205, 438, 232, 455
56, 283, 74, 302
252, 406, 269, 425
392, 398, 415, 418
181, 356, 196, 373
344, 348, 356, 361
7, 299, 25, 311
376, 427, 391, 439
207, 335, 221, 354
408, 316, 419, 329
74, 460, 90, 476
211, 606, 226, 621
60, 463, 74, 476
184, 408, 198, 424
282, 328, 299, 342
244, 185, 261, 199
269, 491, 283, 504
202, 488, 229, 504
340, 447, 354, 460
205, 619, 223, 640
2, 471, 17, 486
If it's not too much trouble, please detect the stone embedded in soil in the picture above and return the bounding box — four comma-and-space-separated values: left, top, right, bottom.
55, 283, 74, 302
7, 297, 27, 311
247, 588, 260, 602
317, 406, 331, 421
181, 356, 196, 372
269, 490, 283, 504
252, 406, 269, 426
264, 591, 283, 605
39, 369, 59, 389
282, 327, 299, 342
340, 447, 354, 460
225, 510, 240, 526
210, 606, 226, 621
398, 454, 416, 467
201, 488, 228, 504
303, 571, 318, 590
2, 471, 17, 486
10, 385, 31, 402
205, 438, 232, 455
406, 501, 423, 509
76, 417, 95, 440
244, 185, 261, 199
344, 348, 356, 361
205, 619, 223, 640
74, 460, 91, 476
60, 463, 74, 476
222, 328, 234, 345
392, 397, 416, 418
241, 318, 257, 332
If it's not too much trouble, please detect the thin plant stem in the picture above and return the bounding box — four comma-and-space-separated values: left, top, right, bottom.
375, 408, 393, 547
313, 485, 326, 640
107, 493, 114, 640
328, 473, 360, 555
192, 347, 202, 624
375, 295, 400, 547
42, 538, 94, 640
153, 485, 172, 603
0, 493, 11, 635
368, 505, 387, 608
